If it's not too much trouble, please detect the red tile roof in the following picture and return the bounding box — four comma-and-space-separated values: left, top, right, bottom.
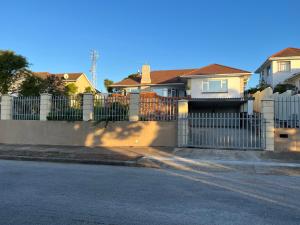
34, 72, 83, 81
112, 76, 141, 86
111, 64, 250, 87
150, 69, 196, 83
181, 64, 250, 76
270, 47, 300, 58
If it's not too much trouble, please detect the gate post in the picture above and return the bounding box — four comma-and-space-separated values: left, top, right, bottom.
40, 93, 52, 121
247, 99, 254, 115
129, 93, 139, 121
0, 95, 12, 120
261, 98, 274, 151
83, 93, 94, 121
178, 99, 189, 147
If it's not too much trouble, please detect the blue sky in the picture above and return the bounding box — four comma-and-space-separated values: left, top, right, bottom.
1, 0, 299, 91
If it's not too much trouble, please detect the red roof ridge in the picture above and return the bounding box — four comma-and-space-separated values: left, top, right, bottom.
210, 63, 251, 73
182, 63, 251, 75
151, 68, 197, 73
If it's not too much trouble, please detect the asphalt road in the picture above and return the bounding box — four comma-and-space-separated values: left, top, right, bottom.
0, 159, 300, 225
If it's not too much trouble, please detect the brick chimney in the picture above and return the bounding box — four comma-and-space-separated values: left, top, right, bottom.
141, 64, 151, 84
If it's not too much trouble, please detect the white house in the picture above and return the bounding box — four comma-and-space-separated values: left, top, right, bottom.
255, 47, 300, 88
110, 64, 251, 99
180, 64, 251, 98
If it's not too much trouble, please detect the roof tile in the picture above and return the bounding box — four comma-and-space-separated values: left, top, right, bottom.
270, 47, 300, 58
181, 64, 250, 76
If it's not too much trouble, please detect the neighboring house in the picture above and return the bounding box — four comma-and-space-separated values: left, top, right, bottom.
110, 64, 251, 98
34, 72, 95, 94
255, 47, 300, 88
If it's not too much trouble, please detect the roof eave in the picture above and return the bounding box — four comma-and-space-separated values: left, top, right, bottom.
269, 56, 300, 60
63, 80, 77, 82
255, 59, 270, 73
284, 72, 300, 82
181, 73, 251, 78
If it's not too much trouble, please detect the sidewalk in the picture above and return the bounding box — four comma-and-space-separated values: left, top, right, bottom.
0, 144, 174, 167
0, 144, 300, 173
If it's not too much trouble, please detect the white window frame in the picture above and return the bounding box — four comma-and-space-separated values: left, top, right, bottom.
278, 61, 291, 72
202, 79, 228, 93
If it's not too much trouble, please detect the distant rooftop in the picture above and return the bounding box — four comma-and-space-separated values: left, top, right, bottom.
270, 47, 300, 58
34, 72, 84, 81
111, 64, 251, 87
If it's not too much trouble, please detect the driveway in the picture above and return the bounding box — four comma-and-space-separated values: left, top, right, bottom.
0, 159, 299, 225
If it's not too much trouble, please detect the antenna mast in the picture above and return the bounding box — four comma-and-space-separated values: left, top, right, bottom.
90, 50, 99, 89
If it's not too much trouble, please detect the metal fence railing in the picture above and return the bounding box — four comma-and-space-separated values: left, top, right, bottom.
94, 95, 130, 121
12, 96, 40, 120
274, 95, 300, 128
2, 94, 180, 122
139, 96, 178, 121
47, 95, 83, 121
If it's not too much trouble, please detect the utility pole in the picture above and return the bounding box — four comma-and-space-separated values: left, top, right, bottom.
90, 50, 99, 89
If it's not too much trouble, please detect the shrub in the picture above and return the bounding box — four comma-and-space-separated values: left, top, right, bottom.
94, 102, 129, 121
47, 108, 83, 121
274, 83, 297, 94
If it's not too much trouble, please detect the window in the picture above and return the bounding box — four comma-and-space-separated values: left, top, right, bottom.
150, 87, 179, 97
168, 88, 178, 97
150, 87, 167, 96
278, 61, 291, 72
126, 88, 139, 93
202, 80, 228, 93
266, 66, 271, 76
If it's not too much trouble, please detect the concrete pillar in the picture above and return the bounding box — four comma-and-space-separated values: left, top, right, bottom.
83, 93, 94, 121
177, 99, 189, 147
40, 93, 52, 121
129, 93, 139, 121
0, 95, 12, 120
261, 98, 274, 151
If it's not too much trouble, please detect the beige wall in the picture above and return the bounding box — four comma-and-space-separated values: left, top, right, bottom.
275, 128, 300, 152
190, 76, 245, 98
0, 121, 177, 147
271, 59, 300, 87
74, 75, 95, 93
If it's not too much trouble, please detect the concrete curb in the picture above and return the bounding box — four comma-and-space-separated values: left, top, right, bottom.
0, 155, 149, 168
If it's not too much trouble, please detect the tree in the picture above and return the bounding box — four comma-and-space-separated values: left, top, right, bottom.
64, 83, 78, 95
19, 75, 44, 96
274, 83, 297, 94
84, 86, 94, 93
127, 73, 140, 79
0, 50, 29, 94
244, 81, 271, 95
104, 79, 114, 93
44, 76, 64, 95
19, 74, 64, 96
